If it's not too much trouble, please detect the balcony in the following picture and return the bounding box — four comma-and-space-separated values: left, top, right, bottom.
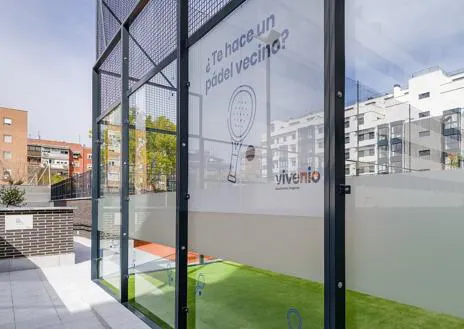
391, 137, 402, 144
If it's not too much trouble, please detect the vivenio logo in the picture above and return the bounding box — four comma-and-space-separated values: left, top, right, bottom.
275, 167, 321, 191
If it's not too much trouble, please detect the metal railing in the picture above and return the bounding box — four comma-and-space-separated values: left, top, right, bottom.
51, 170, 92, 200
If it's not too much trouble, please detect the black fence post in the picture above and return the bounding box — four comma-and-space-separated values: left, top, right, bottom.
176, 0, 189, 327
324, 0, 346, 328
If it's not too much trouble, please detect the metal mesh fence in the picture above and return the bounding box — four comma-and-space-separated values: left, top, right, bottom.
51, 170, 92, 200
104, 0, 138, 22
128, 35, 155, 88
96, 2, 106, 57
345, 77, 385, 107
188, 0, 233, 36
101, 2, 121, 47
150, 60, 177, 88
129, 0, 177, 71
100, 41, 122, 114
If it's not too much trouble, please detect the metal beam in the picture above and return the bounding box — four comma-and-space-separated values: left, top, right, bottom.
187, 0, 247, 47
128, 50, 177, 96
94, 0, 150, 70
91, 68, 101, 281
324, 0, 346, 328
119, 25, 130, 304
176, 0, 189, 327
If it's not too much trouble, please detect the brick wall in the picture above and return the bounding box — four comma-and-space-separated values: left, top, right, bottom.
0, 208, 74, 259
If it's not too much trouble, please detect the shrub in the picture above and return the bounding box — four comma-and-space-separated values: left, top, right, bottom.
0, 185, 26, 207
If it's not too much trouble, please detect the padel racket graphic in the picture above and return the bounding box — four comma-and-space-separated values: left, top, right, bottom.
227, 85, 257, 183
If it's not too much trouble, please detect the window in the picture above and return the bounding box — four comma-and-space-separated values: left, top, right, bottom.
292, 134, 296, 140
419, 150, 431, 157
378, 164, 388, 174
444, 113, 459, 130
378, 127, 388, 142
378, 145, 388, 158
345, 165, 350, 175
345, 133, 350, 144
271, 124, 275, 133
87, 164, 93, 170
358, 148, 374, 158
318, 140, 324, 148
358, 115, 364, 126
3, 152, 12, 160
290, 145, 296, 153
419, 131, 430, 137
391, 125, 402, 139
358, 130, 375, 141
345, 150, 350, 160
419, 111, 430, 118
391, 143, 402, 156
74, 161, 80, 168
3, 135, 12, 143
283, 136, 287, 142
3, 118, 12, 125
344, 119, 350, 129
418, 92, 430, 99
318, 126, 324, 134
445, 134, 460, 150
391, 163, 402, 173
291, 160, 296, 167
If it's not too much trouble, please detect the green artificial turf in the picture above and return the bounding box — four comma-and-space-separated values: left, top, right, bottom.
125, 261, 464, 329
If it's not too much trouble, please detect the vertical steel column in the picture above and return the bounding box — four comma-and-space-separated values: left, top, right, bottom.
176, 0, 189, 327
91, 68, 101, 281
324, 0, 346, 328
120, 25, 130, 304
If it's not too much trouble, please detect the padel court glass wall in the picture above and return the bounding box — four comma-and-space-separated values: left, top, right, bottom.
92, 0, 464, 328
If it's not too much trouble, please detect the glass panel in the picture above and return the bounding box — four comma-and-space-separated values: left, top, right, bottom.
98, 106, 122, 297
346, 0, 464, 327
188, 0, 324, 328
127, 82, 177, 328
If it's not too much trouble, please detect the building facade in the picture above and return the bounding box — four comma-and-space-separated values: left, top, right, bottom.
267, 67, 464, 177
27, 139, 92, 184
0, 107, 28, 184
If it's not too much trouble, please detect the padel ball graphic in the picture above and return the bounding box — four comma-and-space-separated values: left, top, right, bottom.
246, 145, 255, 161
227, 85, 257, 183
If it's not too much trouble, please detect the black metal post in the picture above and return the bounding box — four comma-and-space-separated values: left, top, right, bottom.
356, 80, 360, 176
176, 0, 189, 327
91, 68, 101, 281
324, 0, 346, 328
120, 24, 130, 304
409, 104, 411, 172
266, 51, 272, 181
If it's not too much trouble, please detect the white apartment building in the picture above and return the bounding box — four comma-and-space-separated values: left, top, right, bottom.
266, 66, 464, 176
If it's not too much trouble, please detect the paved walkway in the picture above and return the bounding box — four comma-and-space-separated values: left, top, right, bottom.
0, 237, 150, 329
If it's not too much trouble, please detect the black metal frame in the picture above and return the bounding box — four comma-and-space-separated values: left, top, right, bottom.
324, 0, 346, 328
92, 0, 346, 328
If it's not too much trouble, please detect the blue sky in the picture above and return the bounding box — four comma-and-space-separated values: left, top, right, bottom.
0, 0, 94, 145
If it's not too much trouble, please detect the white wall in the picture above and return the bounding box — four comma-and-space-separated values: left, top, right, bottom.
346, 170, 464, 318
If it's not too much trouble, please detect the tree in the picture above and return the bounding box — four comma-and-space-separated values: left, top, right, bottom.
448, 152, 462, 168
0, 183, 26, 207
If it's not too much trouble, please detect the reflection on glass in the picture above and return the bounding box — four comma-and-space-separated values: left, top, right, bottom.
187, 0, 324, 328
346, 0, 464, 328
98, 106, 122, 297
127, 83, 177, 328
